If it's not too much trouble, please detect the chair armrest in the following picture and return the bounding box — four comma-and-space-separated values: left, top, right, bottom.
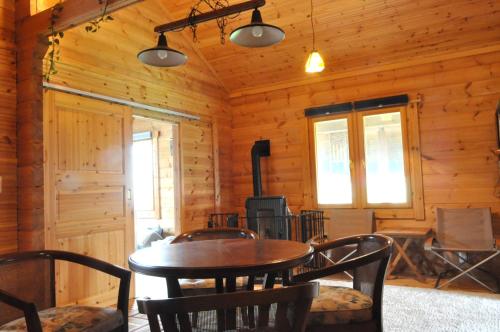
0, 289, 42, 332
292, 245, 387, 283
306, 235, 328, 245
47, 251, 131, 323
312, 235, 362, 252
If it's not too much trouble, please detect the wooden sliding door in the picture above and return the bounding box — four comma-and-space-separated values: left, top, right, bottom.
43, 91, 134, 306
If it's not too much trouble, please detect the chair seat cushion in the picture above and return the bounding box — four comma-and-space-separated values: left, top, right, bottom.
308, 286, 373, 326
0, 306, 123, 332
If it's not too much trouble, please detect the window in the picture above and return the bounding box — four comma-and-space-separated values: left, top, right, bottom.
311, 105, 422, 213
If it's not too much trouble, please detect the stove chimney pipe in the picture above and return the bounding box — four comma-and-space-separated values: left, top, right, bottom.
251, 140, 270, 196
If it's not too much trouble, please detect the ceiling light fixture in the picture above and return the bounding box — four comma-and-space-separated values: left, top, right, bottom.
230, 8, 285, 48
305, 0, 325, 73
138, 0, 285, 67
137, 33, 187, 67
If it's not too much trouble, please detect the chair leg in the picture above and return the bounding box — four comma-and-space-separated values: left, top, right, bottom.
429, 249, 500, 292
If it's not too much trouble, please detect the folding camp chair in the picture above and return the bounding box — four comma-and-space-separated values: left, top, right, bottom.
425, 208, 500, 292
311, 209, 375, 279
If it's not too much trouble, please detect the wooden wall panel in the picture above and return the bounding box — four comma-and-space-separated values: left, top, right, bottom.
39, 0, 231, 236
230, 50, 500, 234
180, 120, 215, 231
0, 0, 16, 254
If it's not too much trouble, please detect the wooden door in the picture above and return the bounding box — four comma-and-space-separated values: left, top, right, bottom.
44, 91, 134, 306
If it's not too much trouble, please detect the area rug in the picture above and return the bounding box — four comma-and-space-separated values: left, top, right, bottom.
320, 280, 500, 332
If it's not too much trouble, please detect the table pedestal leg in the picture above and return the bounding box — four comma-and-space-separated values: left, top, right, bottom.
165, 277, 191, 329
215, 278, 225, 331
397, 239, 426, 282
387, 239, 426, 282
247, 276, 256, 328
226, 277, 237, 329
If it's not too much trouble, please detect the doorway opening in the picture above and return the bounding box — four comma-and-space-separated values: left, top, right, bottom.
132, 116, 180, 297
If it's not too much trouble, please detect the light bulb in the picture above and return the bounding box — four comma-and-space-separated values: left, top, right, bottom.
305, 51, 325, 73
157, 50, 168, 60
251, 26, 264, 38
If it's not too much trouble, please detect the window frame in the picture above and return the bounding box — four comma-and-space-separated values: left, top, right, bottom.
308, 104, 424, 219
311, 113, 358, 208
356, 107, 412, 209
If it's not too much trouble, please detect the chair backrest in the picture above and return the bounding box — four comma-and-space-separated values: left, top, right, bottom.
435, 208, 495, 250
170, 227, 257, 243
325, 209, 375, 240
294, 234, 392, 332
137, 283, 319, 332
0, 256, 53, 325
0, 250, 130, 328
208, 213, 240, 228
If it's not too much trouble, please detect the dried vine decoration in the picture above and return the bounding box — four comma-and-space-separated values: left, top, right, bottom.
44, 0, 115, 81
85, 0, 114, 33
45, 3, 64, 81
188, 0, 239, 44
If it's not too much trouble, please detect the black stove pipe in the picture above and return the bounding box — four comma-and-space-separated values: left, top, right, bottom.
251, 140, 270, 196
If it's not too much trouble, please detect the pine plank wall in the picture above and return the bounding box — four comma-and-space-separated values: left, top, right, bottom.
0, 0, 16, 255
230, 50, 500, 235
0, 0, 499, 262
43, 0, 233, 235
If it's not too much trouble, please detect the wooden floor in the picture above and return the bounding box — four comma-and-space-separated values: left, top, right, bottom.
127, 275, 496, 330
128, 305, 150, 332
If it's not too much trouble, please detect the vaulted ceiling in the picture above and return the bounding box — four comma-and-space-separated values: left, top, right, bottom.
158, 0, 500, 95
35, 0, 500, 96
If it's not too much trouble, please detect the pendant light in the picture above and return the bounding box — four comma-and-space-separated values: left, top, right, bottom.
230, 8, 285, 48
305, 0, 325, 73
137, 33, 187, 67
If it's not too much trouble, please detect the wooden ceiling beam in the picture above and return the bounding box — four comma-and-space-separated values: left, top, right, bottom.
17, 0, 143, 39
154, 0, 265, 33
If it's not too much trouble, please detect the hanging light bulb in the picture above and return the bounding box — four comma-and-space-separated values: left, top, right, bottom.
251, 25, 264, 38
157, 49, 169, 60
305, 50, 325, 73
305, 0, 325, 73
137, 33, 187, 67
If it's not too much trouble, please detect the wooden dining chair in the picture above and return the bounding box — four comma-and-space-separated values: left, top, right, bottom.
137, 282, 319, 332
170, 227, 259, 327
0, 250, 130, 332
292, 235, 393, 332
170, 227, 258, 291
170, 227, 257, 243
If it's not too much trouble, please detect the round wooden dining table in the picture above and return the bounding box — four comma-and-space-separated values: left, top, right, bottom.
128, 238, 314, 297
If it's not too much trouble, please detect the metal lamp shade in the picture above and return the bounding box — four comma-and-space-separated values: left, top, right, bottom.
137, 34, 187, 67
230, 9, 285, 48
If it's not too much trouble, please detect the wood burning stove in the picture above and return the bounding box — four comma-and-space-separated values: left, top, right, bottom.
245, 195, 290, 240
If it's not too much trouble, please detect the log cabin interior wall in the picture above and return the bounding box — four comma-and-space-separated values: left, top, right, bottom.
0, 0, 498, 270
44, 0, 232, 234
230, 50, 500, 233
0, 0, 16, 255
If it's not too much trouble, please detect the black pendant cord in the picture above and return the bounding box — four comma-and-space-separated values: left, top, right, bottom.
310, 0, 316, 51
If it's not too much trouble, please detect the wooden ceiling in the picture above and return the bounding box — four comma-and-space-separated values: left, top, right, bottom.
158, 0, 500, 95
34, 0, 500, 95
